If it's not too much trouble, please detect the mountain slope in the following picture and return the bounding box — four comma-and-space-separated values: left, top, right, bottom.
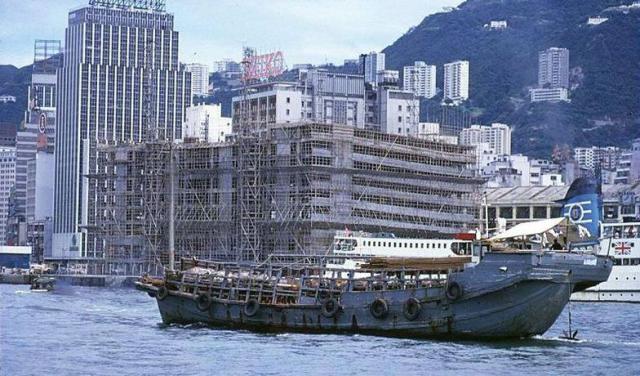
383, 0, 640, 157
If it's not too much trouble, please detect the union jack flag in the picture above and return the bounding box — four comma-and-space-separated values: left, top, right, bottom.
614, 242, 632, 255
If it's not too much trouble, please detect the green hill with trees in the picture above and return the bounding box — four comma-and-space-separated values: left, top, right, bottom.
383, 0, 640, 157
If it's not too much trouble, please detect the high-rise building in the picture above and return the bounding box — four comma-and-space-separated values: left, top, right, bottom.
185, 63, 209, 97
15, 40, 60, 224
212, 59, 241, 73
231, 69, 366, 129
0, 147, 16, 245
443, 60, 469, 104
361, 51, 385, 86
52, 0, 191, 264
460, 123, 511, 155
538, 47, 569, 89
182, 104, 231, 143
377, 87, 420, 137
574, 146, 620, 170
403, 61, 437, 99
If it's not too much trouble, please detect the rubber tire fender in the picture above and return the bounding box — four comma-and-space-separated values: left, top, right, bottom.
402, 297, 421, 321
196, 294, 212, 312
445, 281, 464, 301
321, 298, 340, 318
369, 298, 389, 319
244, 298, 260, 317
156, 286, 169, 301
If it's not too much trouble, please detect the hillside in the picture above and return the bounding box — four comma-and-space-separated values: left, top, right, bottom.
383, 0, 640, 157
0, 64, 31, 129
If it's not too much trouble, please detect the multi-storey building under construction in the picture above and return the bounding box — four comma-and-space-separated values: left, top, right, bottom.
91, 122, 481, 275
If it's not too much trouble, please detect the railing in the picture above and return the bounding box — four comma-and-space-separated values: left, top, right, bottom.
170, 256, 452, 306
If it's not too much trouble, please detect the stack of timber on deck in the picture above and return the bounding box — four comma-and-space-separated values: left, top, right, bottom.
91, 122, 481, 274
361, 257, 472, 271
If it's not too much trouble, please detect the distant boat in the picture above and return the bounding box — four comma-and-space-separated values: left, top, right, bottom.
30, 276, 55, 292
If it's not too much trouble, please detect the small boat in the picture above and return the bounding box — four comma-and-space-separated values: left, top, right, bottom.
30, 276, 56, 292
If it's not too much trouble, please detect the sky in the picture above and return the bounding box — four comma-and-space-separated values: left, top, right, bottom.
0, 0, 462, 68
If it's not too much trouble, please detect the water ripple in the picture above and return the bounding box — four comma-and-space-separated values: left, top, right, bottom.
1, 285, 639, 376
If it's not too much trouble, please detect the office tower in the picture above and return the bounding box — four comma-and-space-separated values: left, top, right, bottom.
0, 147, 16, 245
52, 0, 191, 264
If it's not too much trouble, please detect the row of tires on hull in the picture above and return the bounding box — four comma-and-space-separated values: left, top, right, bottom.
153, 282, 464, 321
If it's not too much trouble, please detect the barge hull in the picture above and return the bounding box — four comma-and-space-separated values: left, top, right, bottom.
152, 280, 571, 339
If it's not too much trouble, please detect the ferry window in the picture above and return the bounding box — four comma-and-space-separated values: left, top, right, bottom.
393, 242, 396, 247
550, 207, 562, 217
604, 206, 618, 219
426, 243, 430, 248
410, 243, 413, 248
421, 243, 424, 248
451, 243, 459, 255
438, 243, 441, 249
623, 259, 630, 266
614, 259, 622, 266
633, 259, 640, 266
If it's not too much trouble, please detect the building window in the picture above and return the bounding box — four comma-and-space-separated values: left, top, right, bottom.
499, 207, 513, 219
516, 206, 530, 219
286, 109, 290, 115
286, 97, 290, 103
398, 116, 402, 123
550, 206, 562, 217
398, 105, 402, 111
533, 206, 547, 219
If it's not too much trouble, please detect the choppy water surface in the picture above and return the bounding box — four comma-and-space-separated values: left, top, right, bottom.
1, 284, 639, 376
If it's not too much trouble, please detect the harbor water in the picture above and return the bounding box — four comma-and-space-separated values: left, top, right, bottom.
1, 284, 639, 376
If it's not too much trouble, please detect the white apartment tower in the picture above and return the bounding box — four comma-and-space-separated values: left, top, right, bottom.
185, 63, 209, 97
0, 147, 16, 245
460, 123, 512, 155
538, 47, 569, 89
53, 1, 191, 262
443, 60, 469, 104
403, 61, 436, 99
362, 52, 385, 86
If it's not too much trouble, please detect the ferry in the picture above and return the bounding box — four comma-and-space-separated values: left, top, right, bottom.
329, 231, 477, 271
572, 222, 640, 302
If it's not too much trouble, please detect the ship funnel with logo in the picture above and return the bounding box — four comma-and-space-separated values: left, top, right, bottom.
559, 177, 602, 240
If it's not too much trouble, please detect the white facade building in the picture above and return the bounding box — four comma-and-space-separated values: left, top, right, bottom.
443, 60, 469, 104
0, 95, 16, 103
574, 146, 620, 170
0, 147, 16, 245
488, 20, 508, 29
182, 104, 231, 143
26, 151, 54, 221
403, 61, 437, 99
212, 59, 241, 73
232, 70, 366, 129
460, 123, 511, 156
378, 87, 420, 136
362, 52, 385, 86
538, 47, 570, 89
530, 87, 569, 103
631, 139, 640, 182
185, 63, 210, 97
587, 16, 608, 25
